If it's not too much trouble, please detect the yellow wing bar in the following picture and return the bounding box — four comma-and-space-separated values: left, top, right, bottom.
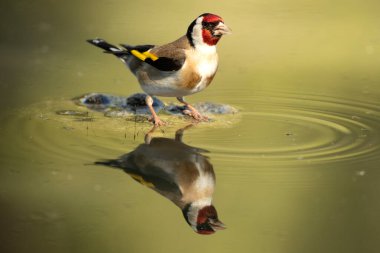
128, 173, 155, 188
130, 50, 158, 61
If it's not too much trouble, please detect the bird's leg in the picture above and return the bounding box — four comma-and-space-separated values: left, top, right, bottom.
175, 124, 194, 142
145, 95, 165, 126
144, 125, 158, 144
177, 97, 208, 121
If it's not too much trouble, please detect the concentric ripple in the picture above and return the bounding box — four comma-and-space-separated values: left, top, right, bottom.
2, 93, 380, 167
201, 92, 380, 164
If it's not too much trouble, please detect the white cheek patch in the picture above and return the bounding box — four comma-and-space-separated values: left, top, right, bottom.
191, 17, 204, 47
187, 197, 213, 227
191, 17, 218, 53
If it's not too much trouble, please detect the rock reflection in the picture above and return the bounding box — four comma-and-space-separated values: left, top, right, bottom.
96, 125, 225, 235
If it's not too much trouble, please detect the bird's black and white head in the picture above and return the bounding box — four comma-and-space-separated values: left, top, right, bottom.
187, 13, 231, 49
183, 200, 226, 235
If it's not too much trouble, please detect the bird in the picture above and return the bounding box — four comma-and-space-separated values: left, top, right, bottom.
87, 13, 231, 126
96, 125, 225, 234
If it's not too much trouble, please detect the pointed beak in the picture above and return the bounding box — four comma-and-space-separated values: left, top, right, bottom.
210, 219, 226, 231
213, 22, 232, 36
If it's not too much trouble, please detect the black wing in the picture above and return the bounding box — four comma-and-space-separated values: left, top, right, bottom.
121, 44, 185, 71
144, 57, 184, 71
95, 153, 182, 200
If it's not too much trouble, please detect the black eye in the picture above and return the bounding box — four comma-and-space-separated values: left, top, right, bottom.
197, 223, 212, 231
202, 21, 219, 30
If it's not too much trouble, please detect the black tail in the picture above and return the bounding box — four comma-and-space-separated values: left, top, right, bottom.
95, 159, 122, 168
87, 38, 129, 57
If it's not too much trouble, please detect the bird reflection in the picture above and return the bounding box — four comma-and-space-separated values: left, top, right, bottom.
96, 125, 225, 234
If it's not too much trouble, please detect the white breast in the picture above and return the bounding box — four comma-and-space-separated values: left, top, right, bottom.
188, 46, 218, 93
180, 159, 215, 203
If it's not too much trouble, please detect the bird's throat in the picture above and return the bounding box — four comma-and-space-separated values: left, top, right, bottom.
202, 29, 220, 46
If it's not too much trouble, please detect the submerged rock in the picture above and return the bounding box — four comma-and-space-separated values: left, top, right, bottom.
72, 93, 238, 118
73, 93, 164, 114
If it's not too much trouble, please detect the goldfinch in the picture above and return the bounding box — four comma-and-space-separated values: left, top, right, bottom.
87, 13, 231, 126
96, 125, 225, 234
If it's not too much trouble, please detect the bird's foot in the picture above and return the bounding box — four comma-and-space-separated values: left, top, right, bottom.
148, 116, 166, 126
183, 107, 209, 122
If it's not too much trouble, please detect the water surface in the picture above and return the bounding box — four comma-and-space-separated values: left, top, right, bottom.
1, 1, 380, 253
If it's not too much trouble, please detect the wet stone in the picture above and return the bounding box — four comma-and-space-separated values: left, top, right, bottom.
74, 93, 164, 114
72, 93, 238, 117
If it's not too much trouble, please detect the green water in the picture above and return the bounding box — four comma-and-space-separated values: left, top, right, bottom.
1, 0, 380, 252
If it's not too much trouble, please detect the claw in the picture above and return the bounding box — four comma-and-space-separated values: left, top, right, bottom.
148, 116, 166, 126
176, 97, 208, 122
184, 107, 208, 122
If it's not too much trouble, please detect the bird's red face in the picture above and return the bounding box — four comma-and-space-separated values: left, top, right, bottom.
187, 13, 231, 48
195, 205, 226, 235
201, 13, 232, 46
